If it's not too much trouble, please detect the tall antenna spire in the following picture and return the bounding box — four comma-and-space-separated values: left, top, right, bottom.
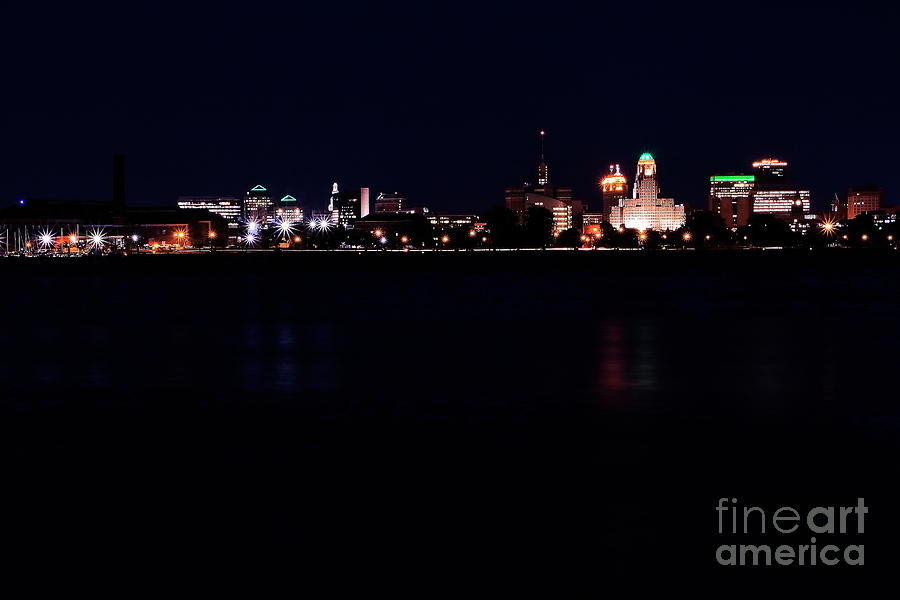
537, 130, 549, 186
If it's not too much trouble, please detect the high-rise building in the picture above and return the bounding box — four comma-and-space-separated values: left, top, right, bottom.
748, 158, 811, 219
600, 164, 627, 222
360, 188, 370, 218
328, 183, 367, 227
245, 185, 274, 225
751, 158, 787, 187
275, 195, 303, 223
846, 187, 882, 220
373, 192, 404, 213
709, 175, 755, 228
504, 130, 582, 233
608, 153, 685, 231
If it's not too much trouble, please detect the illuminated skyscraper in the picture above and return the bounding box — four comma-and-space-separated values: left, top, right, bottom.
537, 130, 549, 186
709, 175, 755, 228
328, 182, 363, 227
847, 187, 882, 220
752, 158, 787, 187
245, 185, 274, 225
749, 158, 811, 218
276, 195, 303, 223
374, 192, 405, 213
608, 153, 685, 231
600, 164, 627, 222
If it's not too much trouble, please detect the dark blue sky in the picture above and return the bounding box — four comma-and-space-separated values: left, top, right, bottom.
2, 1, 897, 213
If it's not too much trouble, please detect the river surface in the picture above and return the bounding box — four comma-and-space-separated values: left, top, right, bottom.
2, 250, 898, 579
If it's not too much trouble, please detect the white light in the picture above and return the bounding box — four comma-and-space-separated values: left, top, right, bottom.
37, 229, 54, 248
87, 227, 107, 250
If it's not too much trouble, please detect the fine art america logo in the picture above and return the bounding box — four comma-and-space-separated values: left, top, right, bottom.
715, 498, 867, 566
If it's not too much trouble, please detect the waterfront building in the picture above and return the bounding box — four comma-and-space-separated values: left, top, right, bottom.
846, 187, 882, 220
749, 158, 811, 219
245, 185, 274, 225
608, 153, 685, 231
709, 175, 755, 228
600, 164, 627, 222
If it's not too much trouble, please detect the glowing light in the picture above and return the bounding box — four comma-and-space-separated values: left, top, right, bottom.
469, 230, 476, 237
400, 236, 409, 244
819, 219, 836, 236
131, 234, 139, 242
246, 220, 261, 235
275, 219, 296, 238
208, 231, 217, 239
380, 237, 388, 244
243, 232, 258, 247
861, 234, 869, 241
639, 152, 654, 161
87, 228, 107, 250
752, 159, 787, 168
374, 229, 383, 237
69, 235, 78, 244
683, 232, 692, 241
441, 235, 450, 244
37, 229, 54, 248
294, 236, 301, 243
710, 175, 755, 182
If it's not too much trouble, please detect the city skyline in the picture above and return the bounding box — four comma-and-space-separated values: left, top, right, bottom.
3, 3, 896, 216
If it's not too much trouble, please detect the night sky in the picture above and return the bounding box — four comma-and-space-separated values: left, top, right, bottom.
3, 1, 897, 214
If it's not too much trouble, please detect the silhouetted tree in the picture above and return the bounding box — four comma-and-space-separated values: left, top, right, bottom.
685, 210, 731, 247
555, 227, 582, 248
738, 214, 795, 247
484, 206, 521, 248
523, 205, 553, 247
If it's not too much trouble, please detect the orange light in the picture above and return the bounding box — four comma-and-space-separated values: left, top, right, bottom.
683, 232, 692, 241
374, 229, 383, 237
400, 236, 409, 244
294, 236, 301, 243
69, 235, 77, 243
441, 235, 449, 243
469, 230, 476, 237
208, 231, 217, 239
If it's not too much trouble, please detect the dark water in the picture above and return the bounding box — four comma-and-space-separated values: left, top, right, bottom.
2, 251, 898, 581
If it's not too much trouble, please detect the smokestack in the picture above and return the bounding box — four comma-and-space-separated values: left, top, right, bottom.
113, 153, 126, 213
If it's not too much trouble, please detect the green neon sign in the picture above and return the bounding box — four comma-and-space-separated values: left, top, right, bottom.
710, 175, 755, 182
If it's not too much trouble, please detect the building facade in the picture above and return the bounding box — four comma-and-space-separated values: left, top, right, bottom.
847, 187, 882, 220
709, 175, 755, 228
245, 185, 274, 225
750, 158, 811, 219
276, 195, 304, 223
608, 153, 685, 231
328, 183, 364, 228
600, 164, 627, 223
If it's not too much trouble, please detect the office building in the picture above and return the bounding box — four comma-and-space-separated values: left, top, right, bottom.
245, 185, 274, 225
847, 187, 882, 220
709, 175, 755, 228
276, 195, 303, 223
608, 153, 685, 231
328, 183, 366, 227
600, 164, 627, 222
374, 192, 405, 213
750, 158, 811, 218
